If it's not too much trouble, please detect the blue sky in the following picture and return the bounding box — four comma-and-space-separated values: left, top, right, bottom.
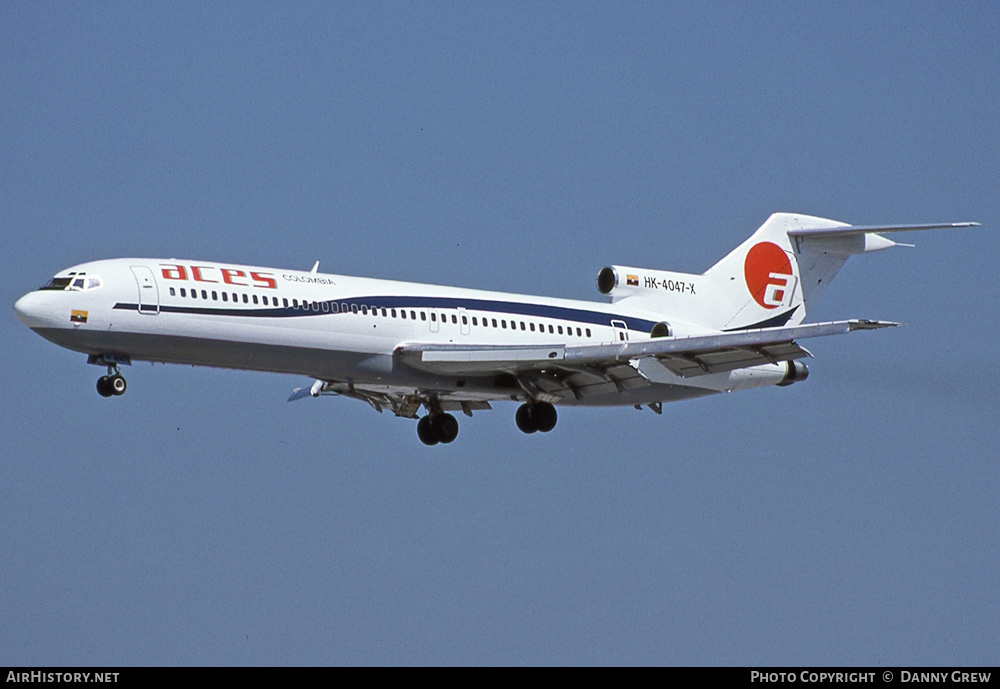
3, 2, 998, 665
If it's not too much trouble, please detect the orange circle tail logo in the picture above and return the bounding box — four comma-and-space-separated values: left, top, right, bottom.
744, 242, 794, 309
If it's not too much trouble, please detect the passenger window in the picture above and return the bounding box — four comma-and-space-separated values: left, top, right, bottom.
451, 315, 457, 324
548, 325, 554, 334
252, 295, 258, 304
243, 294, 249, 303
401, 310, 407, 319
430, 312, 436, 322
212, 291, 218, 301
283, 298, 289, 307
362, 306, 368, 315
420, 312, 426, 321
557, 325, 563, 335
472, 317, 478, 326
222, 292, 228, 302
201, 290, 208, 299
461, 316, 467, 325
351, 304, 358, 314
180, 288, 186, 297
322, 302, 329, 313
530, 323, 535, 332
501, 320, 506, 329
169, 287, 176, 296
331, 302, 339, 313
586, 328, 591, 337
391, 309, 397, 318
576, 327, 582, 336
520, 322, 525, 330
492, 318, 498, 327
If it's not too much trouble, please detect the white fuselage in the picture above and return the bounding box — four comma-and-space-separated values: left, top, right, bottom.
14, 257, 788, 407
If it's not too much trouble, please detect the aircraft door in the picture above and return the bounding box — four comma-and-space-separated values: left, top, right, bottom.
429, 309, 440, 333
458, 308, 470, 336
130, 266, 160, 315
611, 319, 629, 342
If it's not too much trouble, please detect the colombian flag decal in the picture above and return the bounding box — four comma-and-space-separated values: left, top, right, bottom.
70, 310, 88, 323
626, 274, 639, 286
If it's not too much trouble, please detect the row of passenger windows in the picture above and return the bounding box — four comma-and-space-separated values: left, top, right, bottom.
352, 306, 593, 337
166, 286, 595, 337
169, 286, 283, 305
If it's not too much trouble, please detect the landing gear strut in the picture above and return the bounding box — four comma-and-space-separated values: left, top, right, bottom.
515, 402, 557, 434
417, 413, 459, 446
89, 354, 130, 398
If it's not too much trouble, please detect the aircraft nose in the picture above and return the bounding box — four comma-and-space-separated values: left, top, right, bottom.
14, 291, 46, 329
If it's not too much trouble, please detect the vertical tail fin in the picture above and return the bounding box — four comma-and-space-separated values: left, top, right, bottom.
702, 213, 847, 330
703, 213, 979, 330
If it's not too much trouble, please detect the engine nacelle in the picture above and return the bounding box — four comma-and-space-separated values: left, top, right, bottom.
597, 265, 643, 298
596, 265, 701, 304
777, 360, 809, 387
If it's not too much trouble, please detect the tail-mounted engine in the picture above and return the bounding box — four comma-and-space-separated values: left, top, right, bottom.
597, 266, 642, 300
597, 265, 701, 305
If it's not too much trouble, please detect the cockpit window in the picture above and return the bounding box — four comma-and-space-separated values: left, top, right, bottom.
39, 274, 103, 291
40, 277, 72, 291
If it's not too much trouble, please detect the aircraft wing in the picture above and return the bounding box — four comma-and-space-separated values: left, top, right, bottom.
395, 319, 897, 378
294, 319, 896, 416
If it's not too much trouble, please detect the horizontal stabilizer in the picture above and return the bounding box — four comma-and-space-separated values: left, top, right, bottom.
788, 221, 980, 237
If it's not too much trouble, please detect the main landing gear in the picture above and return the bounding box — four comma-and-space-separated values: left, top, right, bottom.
415, 402, 559, 445
417, 413, 459, 446
515, 402, 557, 434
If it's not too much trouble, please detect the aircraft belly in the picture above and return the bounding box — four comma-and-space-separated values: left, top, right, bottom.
27, 327, 396, 382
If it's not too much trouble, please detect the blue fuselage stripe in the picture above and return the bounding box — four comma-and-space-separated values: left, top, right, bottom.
115, 295, 661, 331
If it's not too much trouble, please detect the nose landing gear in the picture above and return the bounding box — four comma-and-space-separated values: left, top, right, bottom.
88, 354, 130, 398
96, 372, 127, 397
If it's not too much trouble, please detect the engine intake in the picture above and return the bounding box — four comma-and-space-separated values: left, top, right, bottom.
597, 267, 617, 295
650, 322, 672, 338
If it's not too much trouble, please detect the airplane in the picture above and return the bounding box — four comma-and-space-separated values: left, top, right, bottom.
14, 212, 980, 446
